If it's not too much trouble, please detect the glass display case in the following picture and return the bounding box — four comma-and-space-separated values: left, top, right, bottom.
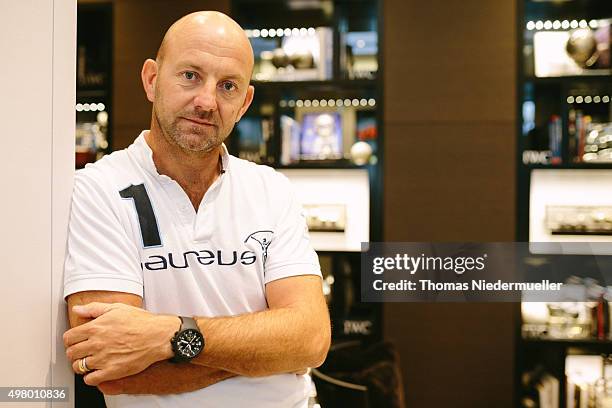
518, 2, 612, 406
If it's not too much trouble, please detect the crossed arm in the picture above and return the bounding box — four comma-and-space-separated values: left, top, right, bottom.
64, 275, 331, 395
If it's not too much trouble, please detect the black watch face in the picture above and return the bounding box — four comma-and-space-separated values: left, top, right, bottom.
176, 329, 204, 359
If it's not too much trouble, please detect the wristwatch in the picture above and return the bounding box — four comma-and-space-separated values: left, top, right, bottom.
170, 316, 205, 363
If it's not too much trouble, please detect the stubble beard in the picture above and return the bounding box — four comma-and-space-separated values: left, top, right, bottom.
153, 104, 225, 154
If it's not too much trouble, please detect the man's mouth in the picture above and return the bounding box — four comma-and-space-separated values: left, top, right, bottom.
182, 117, 216, 126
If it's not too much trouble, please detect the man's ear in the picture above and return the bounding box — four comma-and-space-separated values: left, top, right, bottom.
141, 59, 158, 102
236, 85, 255, 123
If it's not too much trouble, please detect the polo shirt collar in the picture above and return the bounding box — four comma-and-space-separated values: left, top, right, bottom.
134, 130, 230, 180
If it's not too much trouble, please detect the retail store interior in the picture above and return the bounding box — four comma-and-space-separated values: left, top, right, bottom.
71, 0, 612, 407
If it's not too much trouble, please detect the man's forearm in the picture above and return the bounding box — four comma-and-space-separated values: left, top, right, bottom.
98, 360, 235, 395
188, 306, 330, 377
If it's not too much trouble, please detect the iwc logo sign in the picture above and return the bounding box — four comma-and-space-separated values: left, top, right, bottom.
244, 230, 274, 264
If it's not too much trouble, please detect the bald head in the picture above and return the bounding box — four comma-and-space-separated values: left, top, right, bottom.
141, 10, 256, 158
156, 11, 254, 74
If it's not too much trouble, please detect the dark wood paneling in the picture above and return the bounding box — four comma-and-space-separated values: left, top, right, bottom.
383, 0, 518, 406
384, 0, 516, 123
384, 122, 516, 242
385, 303, 516, 408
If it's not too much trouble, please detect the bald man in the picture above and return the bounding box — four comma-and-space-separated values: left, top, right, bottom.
62, 11, 330, 408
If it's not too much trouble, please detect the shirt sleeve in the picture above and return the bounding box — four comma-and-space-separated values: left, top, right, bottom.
264, 175, 322, 284
63, 171, 144, 299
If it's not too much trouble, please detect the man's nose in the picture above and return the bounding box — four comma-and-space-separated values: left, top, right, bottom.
193, 81, 217, 112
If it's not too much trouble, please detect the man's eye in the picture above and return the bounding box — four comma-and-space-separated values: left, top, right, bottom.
183, 71, 197, 80
222, 82, 236, 91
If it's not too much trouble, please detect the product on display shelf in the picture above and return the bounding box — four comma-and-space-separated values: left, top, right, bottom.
300, 112, 343, 160
342, 31, 378, 79
250, 27, 333, 81
280, 115, 301, 165
566, 355, 612, 408
234, 116, 273, 164
548, 115, 563, 164
546, 205, 612, 235
533, 19, 611, 77
521, 276, 612, 341
583, 121, 612, 163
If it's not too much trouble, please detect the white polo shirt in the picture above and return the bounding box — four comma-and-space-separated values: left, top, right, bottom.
63, 131, 321, 408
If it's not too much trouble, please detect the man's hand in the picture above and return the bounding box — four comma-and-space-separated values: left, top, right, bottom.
63, 302, 179, 386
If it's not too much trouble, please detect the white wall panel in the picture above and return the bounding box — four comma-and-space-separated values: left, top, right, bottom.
0, 1, 75, 406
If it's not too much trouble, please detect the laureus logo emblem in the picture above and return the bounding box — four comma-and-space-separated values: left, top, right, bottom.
244, 230, 274, 264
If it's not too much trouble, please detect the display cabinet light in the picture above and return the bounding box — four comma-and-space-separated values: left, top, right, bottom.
261, 29, 269, 37
561, 20, 569, 29
268, 29, 276, 38
552, 20, 561, 30
336, 99, 343, 107
579, 20, 588, 28
327, 99, 335, 107
76, 103, 83, 112
343, 99, 351, 106
97, 103, 105, 111
307, 27, 315, 35
575, 96, 584, 103
292, 28, 300, 36
284, 28, 291, 36
535, 21, 544, 30
83, 104, 91, 111
279, 100, 288, 107
288, 100, 296, 107
594, 96, 601, 103
567, 96, 575, 104
584, 96, 592, 103
296, 100, 304, 107
312, 99, 320, 107
299, 28, 308, 36
304, 100, 312, 107
543, 21, 552, 30
589, 20, 598, 29
320, 100, 328, 107
252, 29, 260, 38
276, 29, 284, 37
244, 30, 252, 37
359, 98, 367, 107
570, 20, 578, 29
526, 21, 535, 30
351, 99, 359, 107
603, 96, 610, 103
368, 98, 376, 106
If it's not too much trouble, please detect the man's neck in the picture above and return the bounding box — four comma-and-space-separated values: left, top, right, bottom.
144, 128, 222, 210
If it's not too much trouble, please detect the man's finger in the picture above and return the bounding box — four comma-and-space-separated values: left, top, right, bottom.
72, 302, 115, 319
83, 369, 111, 387
71, 359, 81, 375
65, 340, 93, 362
63, 325, 90, 348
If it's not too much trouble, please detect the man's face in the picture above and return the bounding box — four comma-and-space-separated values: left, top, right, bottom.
151, 33, 253, 154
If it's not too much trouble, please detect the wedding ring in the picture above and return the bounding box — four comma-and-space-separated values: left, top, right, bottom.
78, 357, 91, 374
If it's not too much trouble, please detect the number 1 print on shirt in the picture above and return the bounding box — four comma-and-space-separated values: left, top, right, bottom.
119, 184, 162, 248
